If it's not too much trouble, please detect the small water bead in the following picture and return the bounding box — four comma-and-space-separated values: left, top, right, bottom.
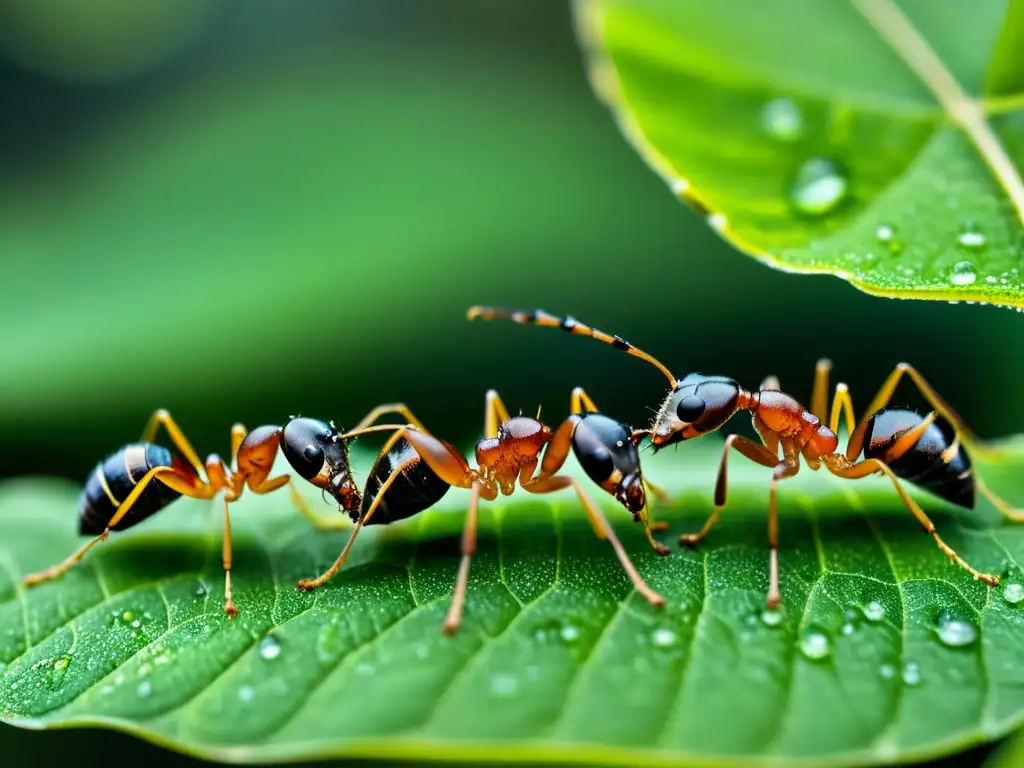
841, 623, 855, 636
875, 224, 895, 243
957, 229, 986, 250
489, 672, 519, 697
936, 613, 978, 647
651, 628, 678, 648
902, 661, 921, 686
863, 601, 886, 623
879, 663, 896, 680
790, 157, 848, 216
760, 98, 804, 142
53, 657, 69, 672
761, 609, 784, 628
259, 636, 282, 660
798, 629, 831, 661
237, 685, 255, 703
949, 261, 977, 286
560, 625, 581, 643
136, 681, 152, 698
1002, 583, 1024, 605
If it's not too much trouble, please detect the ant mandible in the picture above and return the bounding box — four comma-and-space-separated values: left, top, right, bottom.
467, 306, 1024, 609
21, 405, 418, 616
295, 388, 669, 635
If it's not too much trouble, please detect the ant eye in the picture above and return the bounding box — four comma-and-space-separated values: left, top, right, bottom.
676, 396, 705, 423
281, 417, 332, 479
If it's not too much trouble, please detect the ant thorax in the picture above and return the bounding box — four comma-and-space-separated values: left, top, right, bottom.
475, 416, 552, 494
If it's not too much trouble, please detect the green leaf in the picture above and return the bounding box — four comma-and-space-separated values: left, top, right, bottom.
3, 439, 1024, 766
574, 0, 1024, 308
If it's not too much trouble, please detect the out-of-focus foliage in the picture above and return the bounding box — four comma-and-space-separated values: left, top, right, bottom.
3, 440, 1024, 765
574, 0, 1024, 307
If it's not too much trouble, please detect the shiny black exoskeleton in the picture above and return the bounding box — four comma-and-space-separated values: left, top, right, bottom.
570, 412, 647, 516
278, 417, 361, 511
78, 443, 185, 535
359, 437, 451, 525
862, 409, 974, 509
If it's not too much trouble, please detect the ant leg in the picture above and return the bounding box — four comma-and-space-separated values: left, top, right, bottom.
442, 481, 483, 635
810, 358, 832, 423
526, 475, 665, 607
829, 383, 857, 438
401, 428, 476, 489
570, 386, 599, 414
976, 477, 1024, 522
679, 435, 778, 546
220, 496, 239, 617
485, 389, 512, 439
296, 454, 421, 591
826, 457, 1000, 586
23, 467, 204, 587
766, 455, 800, 609
349, 403, 428, 432
140, 409, 206, 477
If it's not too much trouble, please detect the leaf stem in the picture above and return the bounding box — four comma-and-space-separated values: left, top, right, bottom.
853, 0, 1024, 224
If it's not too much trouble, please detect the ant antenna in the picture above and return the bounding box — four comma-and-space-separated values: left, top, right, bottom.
535, 403, 543, 420
467, 306, 677, 387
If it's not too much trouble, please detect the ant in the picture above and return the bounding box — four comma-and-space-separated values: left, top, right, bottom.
467, 306, 1024, 609
21, 406, 418, 616
295, 388, 670, 634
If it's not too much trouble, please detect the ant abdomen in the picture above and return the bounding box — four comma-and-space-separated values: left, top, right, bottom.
360, 437, 451, 525
78, 443, 186, 535
862, 409, 975, 509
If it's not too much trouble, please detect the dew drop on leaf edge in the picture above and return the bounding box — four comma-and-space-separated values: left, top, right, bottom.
902, 661, 921, 686
949, 261, 977, 287
651, 627, 678, 648
863, 601, 885, 622
789, 157, 848, 217
1002, 583, 1023, 605
259, 636, 282, 660
761, 608, 784, 627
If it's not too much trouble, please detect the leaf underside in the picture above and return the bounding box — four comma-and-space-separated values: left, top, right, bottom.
2, 439, 1024, 767
574, 0, 1024, 309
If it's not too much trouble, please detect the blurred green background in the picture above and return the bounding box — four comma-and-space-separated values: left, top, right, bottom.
1, 1, 1021, 765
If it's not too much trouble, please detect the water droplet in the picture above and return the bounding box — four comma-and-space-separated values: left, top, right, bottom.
875, 224, 895, 243
707, 212, 727, 232
259, 636, 282, 660
879, 663, 896, 680
798, 628, 831, 660
863, 601, 886, 622
237, 685, 255, 702
130, 619, 142, 629
355, 662, 375, 677
902, 661, 921, 686
789, 157, 848, 216
761, 609, 784, 627
560, 625, 580, 643
760, 98, 804, 142
489, 672, 519, 697
1003, 583, 1024, 605
651, 628, 678, 648
949, 261, 977, 286
840, 623, 855, 636
138, 663, 152, 677
957, 228, 986, 250
986, 275, 999, 284
194, 583, 207, 598
936, 613, 978, 647
53, 657, 69, 672
136, 681, 152, 698
121, 611, 135, 622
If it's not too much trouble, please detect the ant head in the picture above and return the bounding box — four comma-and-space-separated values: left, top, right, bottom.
571, 413, 647, 516
281, 417, 361, 512
649, 374, 742, 449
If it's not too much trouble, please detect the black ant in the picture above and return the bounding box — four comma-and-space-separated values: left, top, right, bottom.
295, 388, 670, 634
21, 407, 417, 616
467, 306, 1024, 609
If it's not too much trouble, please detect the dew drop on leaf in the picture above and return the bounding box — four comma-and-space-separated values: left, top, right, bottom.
1002, 583, 1023, 605
759, 97, 804, 142
957, 227, 986, 250
798, 628, 831, 660
237, 684, 255, 703
489, 672, 519, 697
259, 636, 282, 660
902, 661, 921, 686
840, 623, 855, 636
789, 157, 848, 216
949, 261, 977, 286
879, 664, 896, 679
137, 681, 152, 698
863, 601, 885, 622
651, 628, 678, 648
875, 224, 895, 243
935, 613, 978, 647
761, 608, 784, 627
560, 624, 581, 643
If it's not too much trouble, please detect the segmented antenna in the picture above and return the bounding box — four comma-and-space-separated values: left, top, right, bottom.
466, 306, 677, 387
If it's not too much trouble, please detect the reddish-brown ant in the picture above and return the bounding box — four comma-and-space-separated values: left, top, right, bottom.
295, 389, 669, 634
21, 407, 416, 616
467, 306, 1024, 609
